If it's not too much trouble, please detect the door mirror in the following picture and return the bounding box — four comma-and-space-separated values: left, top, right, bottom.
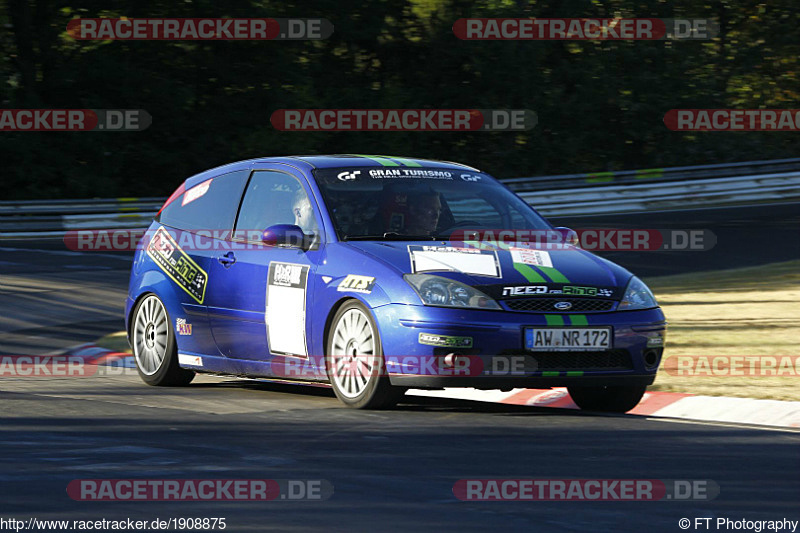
262, 224, 307, 249
553, 227, 580, 247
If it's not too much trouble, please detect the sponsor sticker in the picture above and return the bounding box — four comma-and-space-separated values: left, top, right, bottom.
271, 263, 305, 287
337, 170, 361, 181
502, 285, 552, 296
418, 333, 473, 348
486, 283, 618, 299
510, 248, 553, 267
409, 245, 501, 278
176, 318, 192, 336
563, 286, 614, 297
369, 168, 453, 179
337, 275, 376, 294
146, 227, 208, 303
181, 179, 212, 206
178, 354, 203, 367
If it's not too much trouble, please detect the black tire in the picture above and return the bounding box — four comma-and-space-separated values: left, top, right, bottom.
131, 294, 195, 386
325, 300, 405, 409
567, 384, 647, 413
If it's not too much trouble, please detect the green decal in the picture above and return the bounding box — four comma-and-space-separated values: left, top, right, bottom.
542, 371, 560, 377
545, 315, 564, 326
537, 266, 570, 283
566, 371, 584, 377
513, 263, 546, 283
569, 315, 588, 326
383, 156, 422, 167
353, 155, 399, 167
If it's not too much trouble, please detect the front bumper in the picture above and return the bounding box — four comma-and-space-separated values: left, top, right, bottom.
371, 303, 666, 389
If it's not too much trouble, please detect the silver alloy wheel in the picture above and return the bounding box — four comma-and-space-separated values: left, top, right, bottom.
133, 295, 169, 376
329, 308, 377, 399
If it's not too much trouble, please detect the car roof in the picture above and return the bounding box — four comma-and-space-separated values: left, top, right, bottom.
285, 154, 480, 171
183, 155, 480, 189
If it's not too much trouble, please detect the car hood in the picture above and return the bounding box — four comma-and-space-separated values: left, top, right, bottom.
343, 241, 633, 298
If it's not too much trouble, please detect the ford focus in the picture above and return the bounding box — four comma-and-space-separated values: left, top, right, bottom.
125, 155, 666, 410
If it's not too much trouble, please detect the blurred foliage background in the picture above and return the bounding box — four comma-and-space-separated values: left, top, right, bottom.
1, 0, 799, 199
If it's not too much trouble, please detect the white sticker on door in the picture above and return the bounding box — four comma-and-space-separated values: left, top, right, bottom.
266, 262, 310, 357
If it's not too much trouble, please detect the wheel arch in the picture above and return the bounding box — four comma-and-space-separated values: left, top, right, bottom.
322, 297, 359, 357
126, 272, 185, 347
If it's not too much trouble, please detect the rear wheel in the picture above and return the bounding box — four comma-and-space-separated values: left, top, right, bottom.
326, 301, 405, 409
132, 294, 194, 386
567, 384, 647, 413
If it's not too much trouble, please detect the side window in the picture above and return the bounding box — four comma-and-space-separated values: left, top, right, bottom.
235, 171, 319, 237
446, 195, 504, 226
158, 170, 249, 232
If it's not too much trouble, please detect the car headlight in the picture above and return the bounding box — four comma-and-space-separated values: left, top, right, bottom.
404, 274, 500, 310
617, 276, 658, 310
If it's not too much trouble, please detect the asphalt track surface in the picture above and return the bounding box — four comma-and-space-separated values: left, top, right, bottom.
0, 202, 798, 530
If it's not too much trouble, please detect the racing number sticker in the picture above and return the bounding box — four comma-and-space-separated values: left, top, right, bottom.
266, 262, 310, 357
146, 226, 208, 303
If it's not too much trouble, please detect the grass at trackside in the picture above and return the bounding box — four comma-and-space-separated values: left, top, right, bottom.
645, 260, 800, 401
95, 261, 800, 401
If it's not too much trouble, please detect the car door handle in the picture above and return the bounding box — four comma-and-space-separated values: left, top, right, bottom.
218, 251, 236, 267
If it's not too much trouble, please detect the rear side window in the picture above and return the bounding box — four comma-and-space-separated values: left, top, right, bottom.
158, 170, 249, 232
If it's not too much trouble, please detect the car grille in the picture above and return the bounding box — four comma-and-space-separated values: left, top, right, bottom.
502, 298, 616, 313
498, 350, 633, 371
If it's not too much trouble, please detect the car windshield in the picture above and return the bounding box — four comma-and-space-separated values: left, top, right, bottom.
313, 166, 551, 240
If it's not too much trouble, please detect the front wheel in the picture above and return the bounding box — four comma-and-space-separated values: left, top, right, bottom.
567, 384, 647, 413
132, 294, 195, 386
326, 301, 405, 409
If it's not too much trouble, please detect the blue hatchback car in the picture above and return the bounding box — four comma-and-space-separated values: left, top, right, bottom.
126, 155, 666, 410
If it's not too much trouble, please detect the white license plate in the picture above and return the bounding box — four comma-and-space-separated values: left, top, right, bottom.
524, 327, 612, 352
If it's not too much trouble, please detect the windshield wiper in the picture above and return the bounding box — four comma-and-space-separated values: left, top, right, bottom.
343, 232, 439, 241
